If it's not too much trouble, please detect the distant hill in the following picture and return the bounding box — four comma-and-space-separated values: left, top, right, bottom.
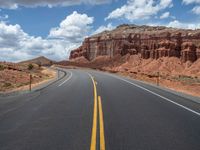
19, 56, 55, 66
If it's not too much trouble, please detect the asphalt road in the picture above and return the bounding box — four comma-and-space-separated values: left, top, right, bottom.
0, 69, 200, 150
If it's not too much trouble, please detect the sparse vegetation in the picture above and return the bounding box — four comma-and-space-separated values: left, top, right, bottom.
3, 82, 12, 87
0, 61, 56, 92
172, 75, 200, 85
28, 63, 34, 70
0, 64, 5, 71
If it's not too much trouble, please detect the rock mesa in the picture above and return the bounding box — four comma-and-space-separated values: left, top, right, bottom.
70, 24, 200, 62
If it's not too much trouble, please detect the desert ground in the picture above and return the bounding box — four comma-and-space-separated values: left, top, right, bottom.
0, 61, 56, 93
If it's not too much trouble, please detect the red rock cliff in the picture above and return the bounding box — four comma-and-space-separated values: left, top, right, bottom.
70, 24, 200, 62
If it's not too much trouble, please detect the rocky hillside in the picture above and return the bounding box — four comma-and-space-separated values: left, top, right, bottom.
67, 24, 200, 97
20, 56, 54, 66
0, 61, 55, 92
70, 24, 200, 62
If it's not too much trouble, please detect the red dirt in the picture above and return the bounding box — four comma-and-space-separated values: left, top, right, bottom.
0, 62, 55, 92
59, 55, 200, 97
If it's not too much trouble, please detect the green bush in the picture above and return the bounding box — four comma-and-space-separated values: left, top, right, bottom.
0, 64, 5, 71
28, 64, 34, 70
3, 82, 12, 87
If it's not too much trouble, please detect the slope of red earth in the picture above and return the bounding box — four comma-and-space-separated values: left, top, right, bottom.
59, 54, 200, 97
0, 62, 55, 92
107, 55, 200, 97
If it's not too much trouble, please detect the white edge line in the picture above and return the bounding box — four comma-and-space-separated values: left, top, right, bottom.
58, 71, 73, 87
87, 73, 93, 79
109, 74, 200, 116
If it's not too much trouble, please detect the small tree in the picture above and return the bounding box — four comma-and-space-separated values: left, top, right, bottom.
28, 63, 34, 70
0, 64, 5, 71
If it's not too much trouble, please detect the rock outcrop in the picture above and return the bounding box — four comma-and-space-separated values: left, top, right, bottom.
181, 42, 197, 62
70, 24, 200, 62
197, 46, 200, 59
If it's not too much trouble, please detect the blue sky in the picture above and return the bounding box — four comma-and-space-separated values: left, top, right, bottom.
0, 0, 200, 62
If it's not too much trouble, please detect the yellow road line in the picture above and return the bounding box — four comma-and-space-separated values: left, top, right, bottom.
98, 96, 106, 150
89, 74, 106, 150
90, 76, 98, 150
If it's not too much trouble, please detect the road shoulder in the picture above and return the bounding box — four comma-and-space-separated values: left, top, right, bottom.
0, 67, 66, 97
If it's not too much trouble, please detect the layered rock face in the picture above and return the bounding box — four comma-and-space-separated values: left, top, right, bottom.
70, 24, 200, 62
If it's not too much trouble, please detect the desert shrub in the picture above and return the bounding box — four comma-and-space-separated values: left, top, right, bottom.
3, 82, 12, 87
28, 64, 34, 70
0, 64, 5, 71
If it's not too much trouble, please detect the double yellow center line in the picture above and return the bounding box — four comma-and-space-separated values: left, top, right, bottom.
90, 75, 106, 150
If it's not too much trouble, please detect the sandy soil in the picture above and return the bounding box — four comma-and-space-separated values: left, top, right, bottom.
118, 71, 200, 97
0, 63, 56, 93
12, 67, 56, 92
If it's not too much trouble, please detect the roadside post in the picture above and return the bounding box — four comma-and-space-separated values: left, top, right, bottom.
29, 74, 32, 91
157, 71, 160, 86
57, 69, 59, 79
157, 58, 161, 86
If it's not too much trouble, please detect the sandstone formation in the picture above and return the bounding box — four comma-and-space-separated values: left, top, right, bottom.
70, 24, 200, 62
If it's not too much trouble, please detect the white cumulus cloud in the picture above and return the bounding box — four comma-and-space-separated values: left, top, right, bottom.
182, 0, 200, 4
167, 20, 200, 29
160, 12, 170, 19
106, 0, 173, 21
182, 0, 200, 15
0, 12, 95, 62
0, 21, 69, 62
93, 23, 115, 35
49, 11, 94, 43
192, 5, 200, 14
0, 0, 112, 9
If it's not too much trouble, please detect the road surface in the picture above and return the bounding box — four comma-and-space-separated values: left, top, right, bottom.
0, 69, 200, 150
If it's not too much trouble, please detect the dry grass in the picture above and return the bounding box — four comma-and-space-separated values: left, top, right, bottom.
0, 62, 56, 92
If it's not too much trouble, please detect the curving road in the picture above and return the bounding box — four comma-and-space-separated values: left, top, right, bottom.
0, 69, 200, 150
